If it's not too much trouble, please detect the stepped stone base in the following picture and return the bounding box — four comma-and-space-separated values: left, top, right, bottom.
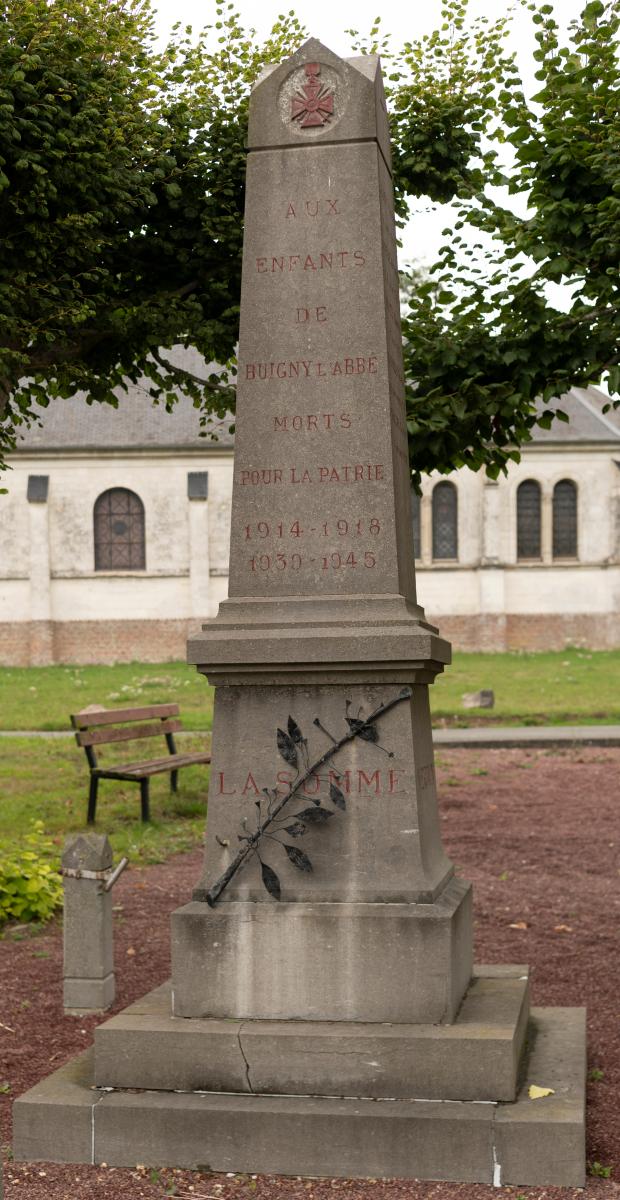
172, 880, 472, 1024
13, 1003, 586, 1186
94, 966, 529, 1101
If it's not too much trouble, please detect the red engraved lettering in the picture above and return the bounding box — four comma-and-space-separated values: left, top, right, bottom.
320, 252, 333, 268
340, 413, 352, 428
327, 199, 339, 215
289, 255, 301, 270
292, 415, 302, 430
345, 358, 354, 374
354, 465, 364, 480
319, 467, 329, 482
303, 773, 320, 795
307, 414, 318, 430
388, 769, 400, 794
256, 258, 268, 273
272, 257, 285, 272
242, 772, 261, 796
276, 769, 293, 786
276, 363, 287, 379
332, 361, 342, 376
217, 772, 235, 795
274, 416, 288, 432
305, 200, 319, 217
337, 250, 349, 267
316, 362, 325, 377
354, 250, 365, 266
304, 254, 317, 271
359, 769, 380, 794
368, 355, 378, 373
245, 364, 256, 380
296, 308, 310, 324
316, 306, 327, 322
329, 768, 350, 792
286, 203, 296, 217
356, 357, 366, 374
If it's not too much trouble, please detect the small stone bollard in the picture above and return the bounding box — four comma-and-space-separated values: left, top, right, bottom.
61, 834, 127, 1015
461, 689, 495, 709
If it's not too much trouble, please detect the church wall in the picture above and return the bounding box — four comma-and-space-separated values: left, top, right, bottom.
1, 439, 618, 663
0, 450, 234, 665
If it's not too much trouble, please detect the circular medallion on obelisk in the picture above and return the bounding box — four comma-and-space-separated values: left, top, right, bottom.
278, 61, 343, 136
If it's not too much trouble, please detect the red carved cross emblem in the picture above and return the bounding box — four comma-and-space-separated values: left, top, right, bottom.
291, 63, 334, 129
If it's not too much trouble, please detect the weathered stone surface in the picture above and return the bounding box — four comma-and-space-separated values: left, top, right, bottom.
172, 878, 472, 1023
13, 1049, 95, 1165
95, 967, 529, 1101
62, 833, 112, 873
95, 1091, 496, 1180
62, 850, 115, 1014
190, 682, 453, 907
64, 972, 115, 1014
496, 1007, 586, 1187
177, 40, 465, 1032
14, 1006, 585, 1183
187, 40, 443, 683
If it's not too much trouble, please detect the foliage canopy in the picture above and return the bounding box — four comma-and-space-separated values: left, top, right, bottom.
1, 0, 619, 482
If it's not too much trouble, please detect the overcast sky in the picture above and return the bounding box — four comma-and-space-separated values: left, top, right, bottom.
151, 0, 586, 267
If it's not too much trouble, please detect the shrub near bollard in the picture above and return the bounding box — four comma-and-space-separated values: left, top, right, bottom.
61, 833, 127, 1014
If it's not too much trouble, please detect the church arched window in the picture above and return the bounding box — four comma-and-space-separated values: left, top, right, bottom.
94, 488, 146, 570
432, 481, 458, 560
553, 479, 578, 559
516, 480, 541, 559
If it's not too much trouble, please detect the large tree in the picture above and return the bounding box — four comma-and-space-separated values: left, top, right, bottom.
1, 0, 619, 482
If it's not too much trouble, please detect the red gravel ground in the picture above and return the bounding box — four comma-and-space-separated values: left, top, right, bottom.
1, 745, 619, 1200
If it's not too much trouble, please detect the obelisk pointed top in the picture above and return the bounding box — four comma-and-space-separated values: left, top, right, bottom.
248, 38, 391, 168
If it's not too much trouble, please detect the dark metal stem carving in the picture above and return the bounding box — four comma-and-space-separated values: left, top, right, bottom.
205, 687, 412, 907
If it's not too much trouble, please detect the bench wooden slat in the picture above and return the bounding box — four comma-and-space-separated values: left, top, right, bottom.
76, 719, 183, 748
71, 703, 179, 729
97, 751, 211, 779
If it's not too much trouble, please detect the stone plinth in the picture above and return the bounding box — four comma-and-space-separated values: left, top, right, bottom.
13, 1007, 587, 1186
94, 968, 530, 1101
62, 834, 115, 1013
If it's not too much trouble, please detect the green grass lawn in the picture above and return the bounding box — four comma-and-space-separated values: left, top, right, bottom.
432, 647, 620, 725
0, 734, 209, 864
0, 661, 213, 732
0, 649, 619, 731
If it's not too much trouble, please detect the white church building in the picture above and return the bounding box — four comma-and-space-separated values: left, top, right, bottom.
1, 379, 618, 665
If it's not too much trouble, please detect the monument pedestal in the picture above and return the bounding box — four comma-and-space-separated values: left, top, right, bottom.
172, 883, 472, 1024
13, 38, 585, 1186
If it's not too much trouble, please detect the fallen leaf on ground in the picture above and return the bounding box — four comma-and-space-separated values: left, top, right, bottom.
509, 920, 528, 930
554, 923, 573, 932
126, 947, 136, 956
529, 1084, 555, 1099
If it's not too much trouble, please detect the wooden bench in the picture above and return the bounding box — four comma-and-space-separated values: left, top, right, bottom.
71, 703, 211, 824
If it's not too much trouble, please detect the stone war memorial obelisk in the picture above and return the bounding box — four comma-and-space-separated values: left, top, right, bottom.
14, 41, 586, 1185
